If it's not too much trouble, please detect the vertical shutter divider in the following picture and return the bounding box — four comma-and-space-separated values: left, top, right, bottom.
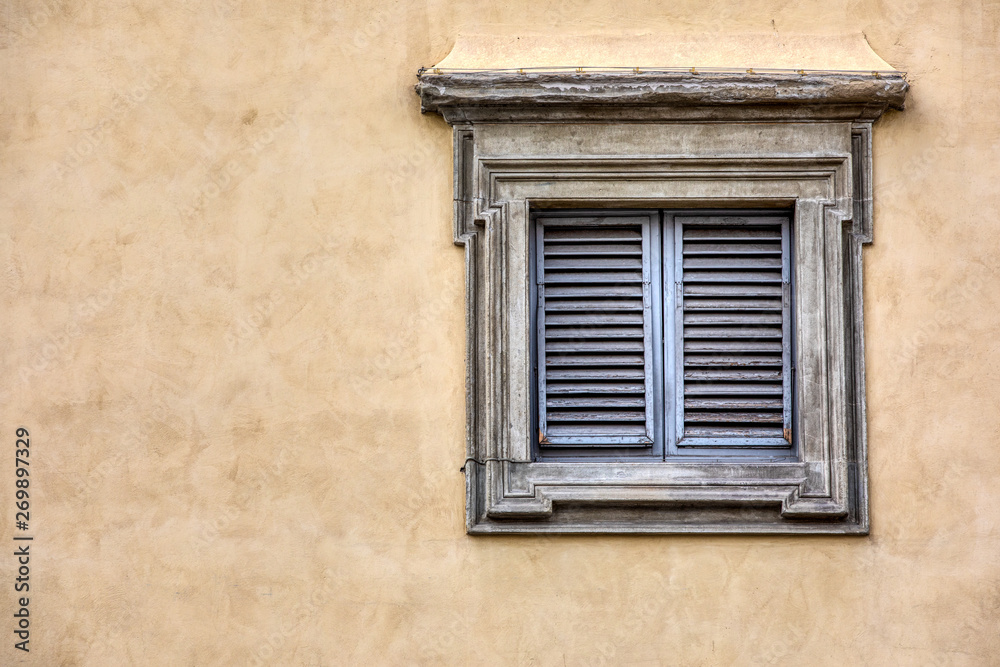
781, 216, 794, 445
641, 216, 656, 448
672, 214, 686, 453
659, 213, 675, 459
535, 219, 549, 445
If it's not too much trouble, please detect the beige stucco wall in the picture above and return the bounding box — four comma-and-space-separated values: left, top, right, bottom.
1, 0, 998, 664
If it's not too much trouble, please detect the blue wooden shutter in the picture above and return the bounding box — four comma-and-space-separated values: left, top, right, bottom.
535, 214, 656, 449
674, 215, 793, 449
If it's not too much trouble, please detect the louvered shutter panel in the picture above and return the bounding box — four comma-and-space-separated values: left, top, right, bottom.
675, 215, 793, 448
535, 215, 656, 448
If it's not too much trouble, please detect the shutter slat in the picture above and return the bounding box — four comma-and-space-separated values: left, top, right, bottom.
684, 354, 783, 367
545, 424, 650, 437
683, 312, 784, 325
544, 299, 644, 311
684, 339, 783, 352
544, 243, 643, 256
683, 382, 784, 395
683, 230, 782, 240
684, 426, 785, 438
682, 242, 782, 255
546, 312, 645, 326
682, 270, 782, 283
683, 326, 783, 338
677, 216, 792, 448
543, 270, 644, 283
685, 369, 783, 381
684, 410, 783, 422
545, 229, 642, 242
545, 326, 644, 339
685, 397, 784, 410
683, 284, 782, 297
546, 340, 645, 352
548, 410, 646, 422
546, 382, 645, 394
682, 256, 783, 269
547, 397, 646, 408
545, 285, 644, 298
546, 354, 645, 366
683, 298, 782, 311
545, 257, 643, 270
547, 368, 647, 381
537, 217, 655, 449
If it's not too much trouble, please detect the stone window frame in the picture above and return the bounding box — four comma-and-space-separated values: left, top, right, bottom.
416, 69, 907, 534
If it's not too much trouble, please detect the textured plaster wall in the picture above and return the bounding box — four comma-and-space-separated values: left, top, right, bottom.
1, 0, 998, 664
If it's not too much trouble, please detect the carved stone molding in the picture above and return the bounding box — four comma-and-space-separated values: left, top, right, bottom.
417, 70, 908, 123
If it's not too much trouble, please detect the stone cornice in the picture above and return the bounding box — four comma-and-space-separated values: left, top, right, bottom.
416, 70, 908, 123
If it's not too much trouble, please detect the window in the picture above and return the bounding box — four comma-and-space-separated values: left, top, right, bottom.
533, 210, 794, 461
415, 36, 907, 533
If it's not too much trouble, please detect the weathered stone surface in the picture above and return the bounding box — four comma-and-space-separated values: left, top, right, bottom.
447, 119, 873, 533
417, 71, 908, 122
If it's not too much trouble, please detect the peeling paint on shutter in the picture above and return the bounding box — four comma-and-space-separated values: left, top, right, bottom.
536, 215, 656, 448
674, 215, 793, 449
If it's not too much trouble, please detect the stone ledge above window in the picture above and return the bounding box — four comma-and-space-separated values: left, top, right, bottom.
415, 34, 907, 534
416, 34, 908, 123
417, 69, 907, 122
